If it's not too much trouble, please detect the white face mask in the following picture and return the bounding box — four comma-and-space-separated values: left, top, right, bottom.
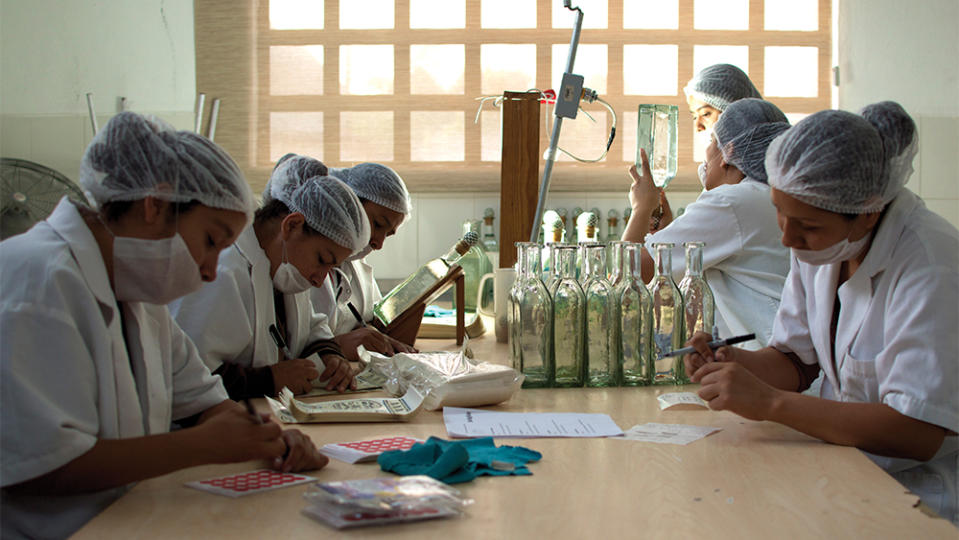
792, 234, 871, 266
272, 240, 312, 294
112, 233, 203, 304
697, 162, 708, 189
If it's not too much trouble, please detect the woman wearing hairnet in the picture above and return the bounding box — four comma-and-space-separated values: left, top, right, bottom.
172, 156, 370, 398
0, 113, 328, 539
647, 64, 764, 232
685, 63, 762, 134
683, 102, 958, 524
622, 99, 792, 350
313, 163, 416, 361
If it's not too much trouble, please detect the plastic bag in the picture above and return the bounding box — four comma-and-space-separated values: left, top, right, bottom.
302, 475, 472, 529
359, 339, 524, 411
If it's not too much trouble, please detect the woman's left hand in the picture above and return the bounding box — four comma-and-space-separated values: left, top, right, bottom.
273, 429, 329, 473
317, 354, 358, 392
694, 362, 782, 421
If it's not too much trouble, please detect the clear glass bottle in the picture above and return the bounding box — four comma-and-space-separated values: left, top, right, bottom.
636, 104, 679, 188
550, 244, 586, 387
507, 244, 522, 371
679, 242, 715, 341
482, 208, 498, 252
543, 243, 561, 292
455, 220, 493, 312
571, 207, 583, 242
649, 242, 685, 385
606, 209, 620, 242
373, 232, 479, 326
582, 243, 618, 387
618, 244, 654, 386
514, 242, 553, 387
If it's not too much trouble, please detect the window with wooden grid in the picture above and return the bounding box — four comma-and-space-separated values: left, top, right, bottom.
195, 0, 831, 193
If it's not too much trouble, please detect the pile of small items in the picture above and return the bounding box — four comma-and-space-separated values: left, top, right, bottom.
301, 475, 472, 529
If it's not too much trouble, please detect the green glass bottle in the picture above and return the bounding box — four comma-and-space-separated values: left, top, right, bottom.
649, 242, 685, 384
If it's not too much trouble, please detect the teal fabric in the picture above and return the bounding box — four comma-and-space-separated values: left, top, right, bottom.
424, 305, 456, 318
377, 437, 542, 484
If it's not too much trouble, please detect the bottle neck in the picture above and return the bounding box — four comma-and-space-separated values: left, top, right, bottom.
583, 245, 606, 279
556, 247, 578, 279
626, 245, 643, 281
444, 241, 470, 264
610, 243, 625, 281
654, 245, 672, 278
685, 243, 704, 276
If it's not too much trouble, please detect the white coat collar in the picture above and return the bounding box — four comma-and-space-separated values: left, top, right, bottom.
232, 225, 280, 367
45, 198, 118, 322
831, 190, 918, 390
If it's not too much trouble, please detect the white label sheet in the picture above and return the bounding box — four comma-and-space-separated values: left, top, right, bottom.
615, 423, 721, 445
443, 407, 623, 438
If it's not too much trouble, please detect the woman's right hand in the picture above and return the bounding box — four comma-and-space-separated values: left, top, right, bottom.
628, 148, 663, 216
683, 330, 744, 381
193, 404, 286, 464
271, 358, 320, 395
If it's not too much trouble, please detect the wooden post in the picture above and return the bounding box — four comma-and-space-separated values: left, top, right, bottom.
499, 91, 540, 269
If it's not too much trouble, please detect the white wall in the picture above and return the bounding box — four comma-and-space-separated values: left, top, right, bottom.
838, 0, 959, 227
0, 0, 197, 179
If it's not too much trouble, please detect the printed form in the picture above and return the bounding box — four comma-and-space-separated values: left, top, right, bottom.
444, 407, 624, 438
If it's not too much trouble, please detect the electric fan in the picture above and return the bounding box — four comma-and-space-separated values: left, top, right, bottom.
0, 158, 89, 240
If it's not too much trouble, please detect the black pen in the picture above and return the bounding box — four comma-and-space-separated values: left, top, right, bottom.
663, 333, 755, 358
243, 398, 263, 424
268, 323, 293, 359
346, 302, 367, 328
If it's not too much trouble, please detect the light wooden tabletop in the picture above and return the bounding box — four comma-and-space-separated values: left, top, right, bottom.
73, 337, 957, 539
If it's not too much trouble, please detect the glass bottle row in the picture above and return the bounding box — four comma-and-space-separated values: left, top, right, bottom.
508, 240, 714, 388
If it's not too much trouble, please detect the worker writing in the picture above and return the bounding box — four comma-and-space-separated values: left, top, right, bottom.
684, 102, 958, 524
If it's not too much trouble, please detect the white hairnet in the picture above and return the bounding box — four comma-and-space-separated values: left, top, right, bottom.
274, 175, 371, 253
859, 100, 918, 192
714, 99, 790, 183
684, 64, 762, 112
766, 110, 888, 214
80, 111, 255, 220
262, 153, 328, 204
336, 163, 412, 216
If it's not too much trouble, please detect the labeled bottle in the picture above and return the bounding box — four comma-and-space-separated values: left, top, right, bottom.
577, 211, 599, 243
482, 208, 498, 252
514, 242, 553, 387
619, 244, 654, 386
679, 242, 715, 341
571, 207, 583, 243
550, 244, 586, 387
649, 242, 685, 385
582, 243, 618, 387
606, 209, 620, 242
373, 231, 479, 326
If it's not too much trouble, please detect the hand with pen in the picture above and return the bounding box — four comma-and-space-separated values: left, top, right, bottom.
682, 331, 783, 421
194, 401, 328, 473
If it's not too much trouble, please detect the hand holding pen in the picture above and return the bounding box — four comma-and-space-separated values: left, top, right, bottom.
663, 332, 755, 358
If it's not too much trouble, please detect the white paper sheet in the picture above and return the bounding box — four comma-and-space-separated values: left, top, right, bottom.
443, 407, 624, 438
615, 423, 720, 445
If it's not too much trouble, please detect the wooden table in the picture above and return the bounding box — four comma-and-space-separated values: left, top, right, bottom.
74, 337, 957, 539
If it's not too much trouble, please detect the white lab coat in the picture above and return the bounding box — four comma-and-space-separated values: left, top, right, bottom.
770, 189, 959, 524
646, 180, 790, 349
311, 257, 382, 335
0, 199, 228, 539
170, 225, 335, 371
